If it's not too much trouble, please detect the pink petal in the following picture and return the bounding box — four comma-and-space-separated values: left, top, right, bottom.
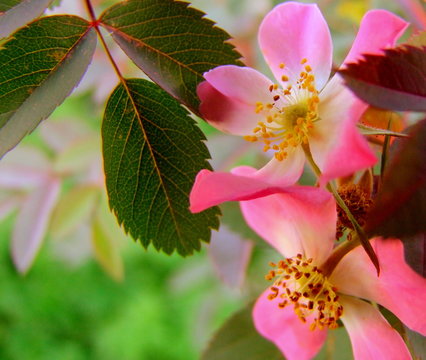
331, 238, 426, 335
198, 66, 273, 135
313, 85, 376, 184
239, 184, 335, 263
189, 156, 304, 214
247, 146, 305, 185
340, 295, 411, 360
204, 65, 273, 104
190, 168, 289, 213
258, 2, 332, 90
253, 288, 327, 360
197, 81, 262, 136
343, 10, 409, 65
11, 178, 61, 274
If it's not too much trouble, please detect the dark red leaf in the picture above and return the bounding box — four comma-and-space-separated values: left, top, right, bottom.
364, 119, 426, 239
339, 45, 426, 111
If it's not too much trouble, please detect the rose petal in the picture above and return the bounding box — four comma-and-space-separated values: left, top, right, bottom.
313, 84, 376, 184
197, 81, 263, 135
249, 146, 305, 186
239, 184, 335, 263
253, 288, 327, 360
343, 10, 409, 65
340, 295, 411, 360
331, 238, 426, 336
258, 2, 332, 90
189, 166, 302, 213
204, 65, 273, 104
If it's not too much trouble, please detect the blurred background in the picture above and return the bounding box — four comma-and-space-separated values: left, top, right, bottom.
0, 0, 423, 359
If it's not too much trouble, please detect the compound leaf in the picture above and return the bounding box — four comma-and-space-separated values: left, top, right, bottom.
100, 0, 242, 115
0, 15, 97, 158
102, 78, 220, 256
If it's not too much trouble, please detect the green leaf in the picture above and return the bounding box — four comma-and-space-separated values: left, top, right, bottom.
99, 0, 242, 114
0, 0, 54, 38
404, 325, 426, 359
364, 119, 426, 239
91, 195, 125, 282
201, 303, 283, 360
102, 78, 220, 256
0, 15, 96, 158
339, 45, 426, 111
50, 185, 100, 239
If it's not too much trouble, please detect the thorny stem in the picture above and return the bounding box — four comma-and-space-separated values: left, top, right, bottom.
84, 0, 125, 83
302, 143, 380, 276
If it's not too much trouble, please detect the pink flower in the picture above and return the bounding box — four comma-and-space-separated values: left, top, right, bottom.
242, 192, 426, 360
190, 2, 408, 213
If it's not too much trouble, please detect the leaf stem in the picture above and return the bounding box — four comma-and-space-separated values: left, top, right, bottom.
84, 0, 125, 83
302, 143, 380, 275
321, 234, 360, 277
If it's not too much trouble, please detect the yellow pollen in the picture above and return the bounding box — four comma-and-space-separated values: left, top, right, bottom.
265, 254, 344, 331
279, 63, 285, 69
245, 59, 320, 161
300, 58, 307, 64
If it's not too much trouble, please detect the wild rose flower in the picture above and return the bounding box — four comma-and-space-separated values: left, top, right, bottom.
190, 2, 408, 213
241, 191, 426, 360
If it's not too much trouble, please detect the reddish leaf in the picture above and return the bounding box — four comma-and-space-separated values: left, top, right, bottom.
403, 233, 426, 277
364, 119, 426, 239
339, 45, 426, 111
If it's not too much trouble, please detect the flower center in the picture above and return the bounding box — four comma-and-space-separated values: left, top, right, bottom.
265, 254, 343, 331
244, 59, 320, 161
336, 184, 373, 239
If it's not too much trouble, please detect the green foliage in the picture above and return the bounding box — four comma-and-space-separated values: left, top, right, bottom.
0, 217, 238, 360
102, 78, 220, 256
365, 119, 426, 239
201, 302, 284, 360
0, 15, 96, 158
99, 0, 242, 114
339, 44, 426, 111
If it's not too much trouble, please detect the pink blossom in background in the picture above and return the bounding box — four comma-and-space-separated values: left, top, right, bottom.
190, 2, 408, 213
241, 192, 426, 360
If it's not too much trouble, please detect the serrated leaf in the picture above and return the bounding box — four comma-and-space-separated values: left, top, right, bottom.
364, 119, 426, 239
99, 0, 242, 114
0, 0, 54, 38
201, 303, 283, 360
102, 78, 220, 256
0, 15, 96, 158
339, 45, 426, 111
